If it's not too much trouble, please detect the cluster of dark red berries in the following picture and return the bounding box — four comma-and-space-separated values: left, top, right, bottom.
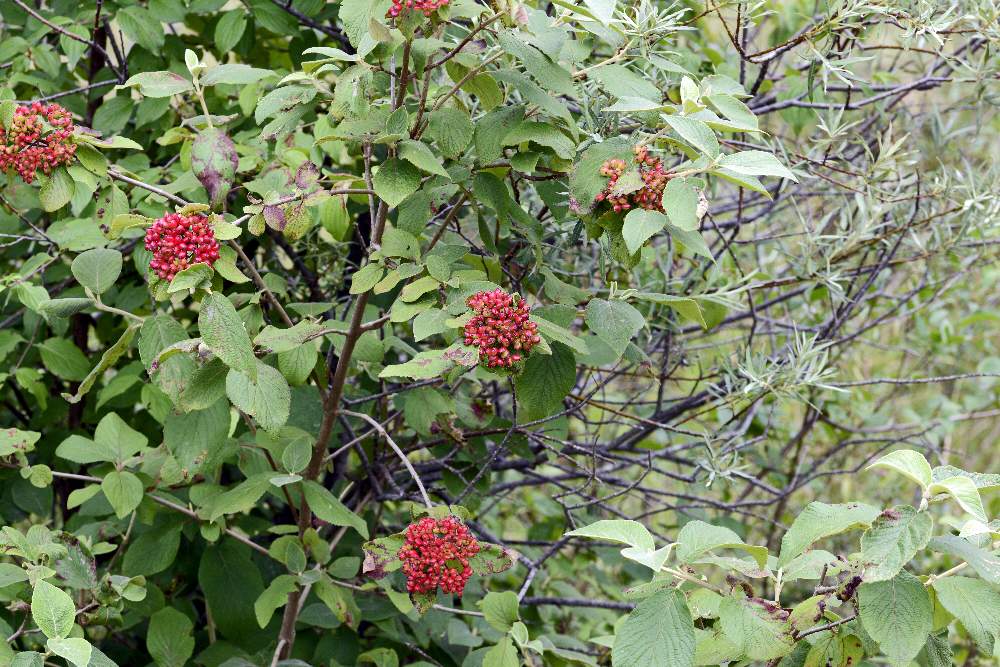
0, 102, 77, 184
398, 517, 480, 595
463, 289, 541, 369
595, 145, 671, 212
144, 213, 220, 282
387, 0, 448, 18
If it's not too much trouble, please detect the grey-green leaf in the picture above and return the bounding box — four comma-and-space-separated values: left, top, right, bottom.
31, 580, 75, 639
71, 248, 122, 295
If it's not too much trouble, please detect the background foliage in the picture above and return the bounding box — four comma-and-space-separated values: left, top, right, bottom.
1, 0, 999, 665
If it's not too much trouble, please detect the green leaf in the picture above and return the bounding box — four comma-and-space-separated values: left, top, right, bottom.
676, 520, 768, 568
117, 6, 164, 51
71, 248, 122, 295
0, 99, 15, 130
108, 213, 153, 239
95, 412, 148, 463
206, 474, 272, 520
475, 105, 524, 164
0, 563, 29, 587
515, 342, 576, 422
62, 323, 138, 404
483, 636, 518, 667
480, 591, 520, 633
200, 292, 258, 379
717, 150, 797, 181
589, 64, 660, 102
254, 321, 327, 353
37, 338, 90, 381
922, 631, 954, 667
120, 71, 193, 97
585, 299, 645, 357
497, 30, 575, 97
469, 542, 519, 576
778, 501, 879, 567
339, 0, 392, 53
225, 362, 291, 433
398, 140, 450, 177
532, 315, 588, 356
567, 519, 654, 550
927, 475, 987, 522
866, 449, 933, 491
373, 158, 422, 208
541, 268, 590, 306
10, 652, 44, 667
350, 263, 384, 295
200, 64, 274, 86
31, 580, 75, 639
254, 574, 298, 629
858, 571, 932, 666
663, 115, 719, 158
302, 480, 369, 538
0, 428, 40, 456
927, 535, 1000, 584
38, 298, 93, 318
569, 137, 632, 211
39, 168, 75, 212
622, 209, 668, 255
932, 576, 1000, 654
566, 519, 673, 571
503, 121, 575, 159
379, 348, 455, 380
612, 590, 695, 667
101, 471, 144, 518
605, 97, 672, 112
932, 465, 1000, 490
662, 178, 700, 231
804, 634, 863, 667
45, 638, 91, 667
718, 595, 795, 661
214, 10, 247, 53
860, 505, 933, 582
168, 262, 214, 293
781, 550, 838, 582
147, 607, 194, 667
198, 541, 265, 642
427, 108, 474, 159
634, 292, 707, 328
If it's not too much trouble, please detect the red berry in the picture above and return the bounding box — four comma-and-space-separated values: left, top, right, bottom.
386, 0, 447, 18
596, 146, 670, 213
0, 103, 77, 184
398, 517, 480, 595
462, 289, 540, 370
144, 213, 220, 282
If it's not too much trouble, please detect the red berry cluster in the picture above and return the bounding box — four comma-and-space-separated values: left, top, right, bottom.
463, 289, 541, 369
398, 517, 480, 595
0, 102, 77, 184
595, 145, 670, 212
387, 0, 448, 18
144, 213, 220, 282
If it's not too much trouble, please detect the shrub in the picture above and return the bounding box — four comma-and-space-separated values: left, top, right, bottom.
0, 0, 998, 665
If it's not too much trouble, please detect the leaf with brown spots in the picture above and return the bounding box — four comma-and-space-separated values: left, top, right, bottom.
362, 533, 405, 579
